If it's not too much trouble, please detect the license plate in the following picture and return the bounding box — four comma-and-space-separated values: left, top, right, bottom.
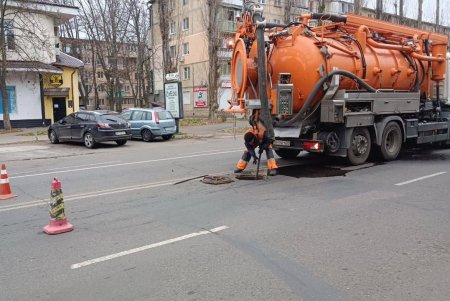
273, 140, 291, 146
115, 131, 126, 135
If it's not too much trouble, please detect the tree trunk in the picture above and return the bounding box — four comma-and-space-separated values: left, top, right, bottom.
354, 0, 360, 15
435, 0, 440, 31
376, 0, 383, 20
0, 1, 12, 130
418, 0, 423, 28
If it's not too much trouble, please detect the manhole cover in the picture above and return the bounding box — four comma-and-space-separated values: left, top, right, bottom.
201, 176, 234, 185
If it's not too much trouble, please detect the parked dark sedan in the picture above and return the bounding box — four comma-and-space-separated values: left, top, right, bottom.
48, 111, 132, 148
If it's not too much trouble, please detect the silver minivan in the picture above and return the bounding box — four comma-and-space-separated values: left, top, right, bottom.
120, 108, 177, 142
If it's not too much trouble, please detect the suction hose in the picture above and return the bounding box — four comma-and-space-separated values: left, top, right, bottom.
275, 70, 377, 127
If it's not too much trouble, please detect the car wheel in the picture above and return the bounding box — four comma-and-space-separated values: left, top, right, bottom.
116, 139, 127, 146
84, 132, 97, 149
347, 127, 371, 165
49, 130, 59, 144
142, 129, 153, 142
274, 148, 300, 159
380, 122, 402, 161
162, 134, 173, 141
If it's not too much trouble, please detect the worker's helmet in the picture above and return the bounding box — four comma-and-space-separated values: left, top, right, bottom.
244, 132, 258, 145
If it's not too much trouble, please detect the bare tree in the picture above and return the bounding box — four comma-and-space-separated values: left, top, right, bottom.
202, 0, 222, 120
376, 0, 383, 19
126, 0, 150, 107
418, 0, 423, 28
78, 0, 132, 111
284, 0, 293, 24
1, 0, 55, 129
435, 0, 440, 31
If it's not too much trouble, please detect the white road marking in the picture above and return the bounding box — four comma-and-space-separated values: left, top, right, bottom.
70, 225, 229, 269
11, 161, 122, 175
0, 178, 186, 212
9, 149, 242, 179
395, 171, 447, 186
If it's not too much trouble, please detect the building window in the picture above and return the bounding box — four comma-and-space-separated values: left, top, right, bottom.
220, 63, 231, 76
182, 17, 189, 31
183, 0, 188, 5
257, 0, 266, 4
170, 21, 176, 34
0, 86, 16, 113
183, 43, 189, 55
170, 45, 176, 58
183, 67, 190, 80
97, 71, 104, 78
4, 20, 15, 50
274, 0, 281, 6
273, 19, 281, 24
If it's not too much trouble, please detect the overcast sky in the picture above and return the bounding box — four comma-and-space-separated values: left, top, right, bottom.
364, 0, 450, 26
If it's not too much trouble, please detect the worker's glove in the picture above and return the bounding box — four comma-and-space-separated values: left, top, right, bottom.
252, 156, 259, 165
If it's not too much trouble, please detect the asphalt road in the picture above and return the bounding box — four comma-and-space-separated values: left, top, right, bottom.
1, 137, 450, 301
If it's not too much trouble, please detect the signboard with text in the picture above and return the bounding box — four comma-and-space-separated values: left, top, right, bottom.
164, 82, 183, 119
194, 86, 208, 108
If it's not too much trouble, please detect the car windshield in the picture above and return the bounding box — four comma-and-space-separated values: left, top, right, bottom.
98, 114, 125, 123
157, 111, 173, 120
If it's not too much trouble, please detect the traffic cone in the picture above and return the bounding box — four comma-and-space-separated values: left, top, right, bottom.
0, 164, 17, 200
43, 177, 74, 235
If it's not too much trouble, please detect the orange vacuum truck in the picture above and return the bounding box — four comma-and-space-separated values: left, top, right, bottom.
227, 2, 450, 165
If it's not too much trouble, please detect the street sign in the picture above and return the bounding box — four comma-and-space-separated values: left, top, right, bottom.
165, 72, 179, 82
164, 82, 184, 119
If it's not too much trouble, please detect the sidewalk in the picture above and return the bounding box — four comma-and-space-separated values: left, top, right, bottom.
0, 120, 249, 145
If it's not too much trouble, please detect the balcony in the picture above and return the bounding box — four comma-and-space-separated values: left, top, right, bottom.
220, 20, 237, 33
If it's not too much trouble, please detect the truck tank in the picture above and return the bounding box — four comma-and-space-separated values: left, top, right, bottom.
229, 13, 448, 119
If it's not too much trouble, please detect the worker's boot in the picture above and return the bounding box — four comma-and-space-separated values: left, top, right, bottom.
267, 158, 278, 176
268, 169, 277, 176
234, 168, 243, 173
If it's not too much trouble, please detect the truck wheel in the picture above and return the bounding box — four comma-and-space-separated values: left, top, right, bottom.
347, 127, 371, 165
380, 122, 402, 161
274, 148, 300, 159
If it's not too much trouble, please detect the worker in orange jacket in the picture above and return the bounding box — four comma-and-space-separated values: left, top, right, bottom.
235, 118, 278, 176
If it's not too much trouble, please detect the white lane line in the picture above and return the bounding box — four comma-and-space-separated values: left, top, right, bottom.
11, 161, 122, 175
71, 225, 229, 269
0, 178, 187, 212
395, 171, 447, 186
9, 149, 242, 179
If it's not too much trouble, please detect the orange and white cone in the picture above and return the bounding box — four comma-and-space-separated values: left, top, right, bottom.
0, 164, 17, 200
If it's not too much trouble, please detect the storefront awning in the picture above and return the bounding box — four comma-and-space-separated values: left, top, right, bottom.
44, 88, 70, 97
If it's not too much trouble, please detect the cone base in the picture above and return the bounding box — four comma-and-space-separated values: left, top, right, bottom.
0, 193, 17, 200
43, 218, 74, 235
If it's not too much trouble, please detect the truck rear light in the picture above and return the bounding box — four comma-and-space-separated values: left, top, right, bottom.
96, 122, 111, 129
303, 141, 323, 151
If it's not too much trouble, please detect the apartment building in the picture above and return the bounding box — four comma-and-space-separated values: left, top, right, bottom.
61, 38, 145, 111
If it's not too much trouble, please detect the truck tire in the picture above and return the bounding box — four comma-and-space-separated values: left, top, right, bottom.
275, 148, 300, 159
347, 127, 371, 165
380, 121, 402, 161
